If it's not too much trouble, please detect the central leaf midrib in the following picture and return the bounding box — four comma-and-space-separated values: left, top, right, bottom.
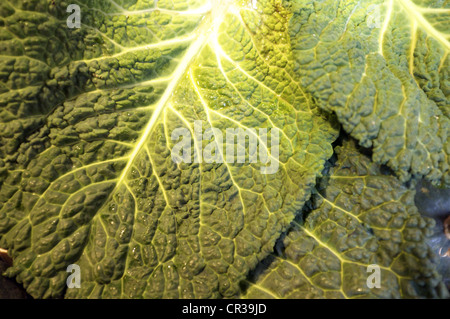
113, 5, 223, 190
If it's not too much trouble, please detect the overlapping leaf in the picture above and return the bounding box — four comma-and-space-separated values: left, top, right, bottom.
0, 0, 338, 298
243, 139, 448, 298
285, 0, 449, 185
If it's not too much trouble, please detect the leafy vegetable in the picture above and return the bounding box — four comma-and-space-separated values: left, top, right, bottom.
0, 0, 337, 298
0, 0, 448, 299
285, 0, 449, 185
243, 139, 448, 299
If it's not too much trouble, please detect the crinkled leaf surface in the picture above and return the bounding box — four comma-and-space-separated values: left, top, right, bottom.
0, 0, 337, 298
243, 139, 448, 299
285, 0, 449, 185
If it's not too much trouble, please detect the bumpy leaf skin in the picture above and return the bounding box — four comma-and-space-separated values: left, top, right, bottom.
0, 0, 338, 298
285, 0, 449, 186
243, 139, 448, 299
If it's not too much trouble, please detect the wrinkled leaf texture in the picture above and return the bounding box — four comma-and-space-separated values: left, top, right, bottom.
0, 0, 448, 299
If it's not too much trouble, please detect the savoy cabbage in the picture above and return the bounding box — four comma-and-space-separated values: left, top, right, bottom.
0, 0, 448, 299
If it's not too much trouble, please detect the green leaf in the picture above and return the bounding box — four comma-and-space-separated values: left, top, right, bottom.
243, 139, 448, 299
285, 0, 449, 185
0, 0, 337, 298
